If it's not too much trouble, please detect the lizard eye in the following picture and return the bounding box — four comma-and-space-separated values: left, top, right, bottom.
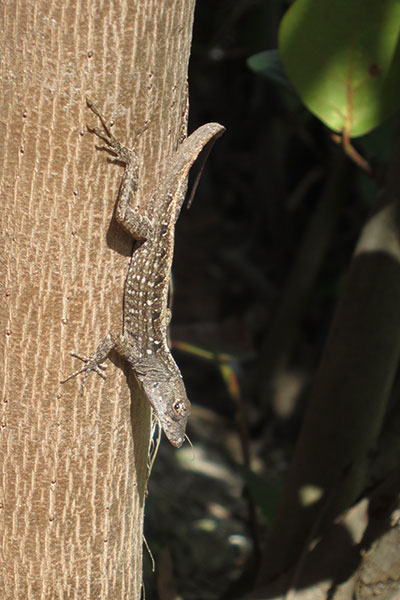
172, 400, 182, 415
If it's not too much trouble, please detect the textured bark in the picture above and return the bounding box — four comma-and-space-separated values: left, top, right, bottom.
0, 0, 197, 597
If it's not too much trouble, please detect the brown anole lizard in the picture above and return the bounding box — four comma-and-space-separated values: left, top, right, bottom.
63, 99, 225, 447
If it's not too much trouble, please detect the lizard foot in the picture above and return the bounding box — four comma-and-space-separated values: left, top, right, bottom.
60, 352, 107, 385
86, 98, 147, 164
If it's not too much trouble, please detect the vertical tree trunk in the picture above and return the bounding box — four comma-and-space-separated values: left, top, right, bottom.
0, 1, 197, 597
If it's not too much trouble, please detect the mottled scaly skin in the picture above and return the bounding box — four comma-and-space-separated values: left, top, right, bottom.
63, 100, 225, 447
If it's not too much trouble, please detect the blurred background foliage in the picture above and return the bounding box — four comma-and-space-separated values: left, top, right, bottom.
144, 1, 400, 598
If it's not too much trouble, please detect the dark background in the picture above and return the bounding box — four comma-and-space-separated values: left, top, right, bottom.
144, 1, 382, 598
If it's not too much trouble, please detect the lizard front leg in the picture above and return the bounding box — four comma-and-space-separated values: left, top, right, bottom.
61, 332, 141, 386
61, 333, 119, 385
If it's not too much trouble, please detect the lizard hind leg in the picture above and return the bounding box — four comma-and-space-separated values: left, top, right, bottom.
86, 98, 132, 164
86, 98, 147, 166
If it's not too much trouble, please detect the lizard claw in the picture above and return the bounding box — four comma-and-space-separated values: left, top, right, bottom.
86, 98, 123, 155
60, 353, 107, 385
86, 98, 146, 164
87, 125, 117, 146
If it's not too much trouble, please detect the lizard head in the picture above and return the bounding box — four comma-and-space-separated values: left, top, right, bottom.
135, 361, 191, 448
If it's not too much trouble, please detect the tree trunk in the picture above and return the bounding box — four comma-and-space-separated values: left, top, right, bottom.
0, 0, 197, 597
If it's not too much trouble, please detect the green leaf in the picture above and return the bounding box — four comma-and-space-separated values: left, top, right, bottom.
279, 0, 400, 137
247, 49, 296, 93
